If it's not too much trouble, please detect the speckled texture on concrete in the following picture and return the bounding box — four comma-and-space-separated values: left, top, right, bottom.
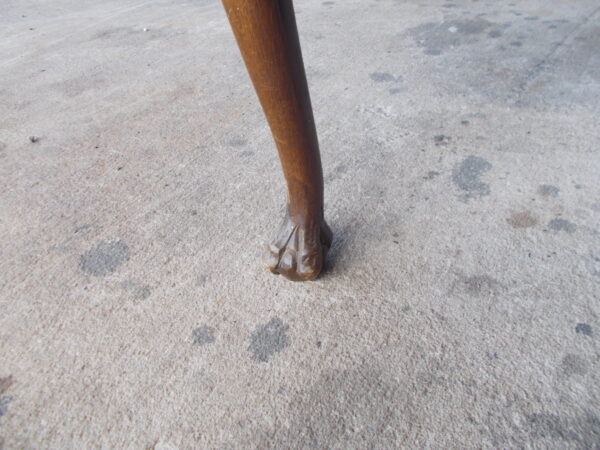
1, 0, 599, 448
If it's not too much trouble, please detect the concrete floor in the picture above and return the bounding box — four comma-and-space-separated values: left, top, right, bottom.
1, 0, 599, 447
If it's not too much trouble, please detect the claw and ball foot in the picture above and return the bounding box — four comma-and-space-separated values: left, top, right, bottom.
222, 0, 332, 281
266, 213, 332, 281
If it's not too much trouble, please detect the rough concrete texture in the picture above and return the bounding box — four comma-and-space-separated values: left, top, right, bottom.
1, 0, 599, 447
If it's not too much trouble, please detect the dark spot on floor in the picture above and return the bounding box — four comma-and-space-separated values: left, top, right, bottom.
121, 280, 152, 300
410, 18, 493, 55
461, 120, 470, 125
192, 325, 216, 346
323, 1, 334, 5
0, 395, 11, 417
458, 274, 499, 296
434, 134, 450, 145
561, 353, 588, 376
510, 41, 523, 46
0, 376, 13, 417
526, 412, 600, 447
537, 184, 560, 197
525, 16, 539, 21
575, 323, 592, 337
240, 150, 254, 157
196, 275, 208, 287
389, 88, 402, 94
325, 164, 348, 182
248, 317, 289, 362
254, 363, 407, 447
442, 3, 458, 8
507, 211, 538, 228
423, 170, 440, 180
486, 351, 499, 360
548, 218, 576, 233
452, 155, 492, 199
133, 285, 151, 300
488, 29, 502, 38
370, 72, 396, 83
0, 376, 13, 396
74, 224, 95, 234
79, 240, 129, 276
229, 138, 247, 147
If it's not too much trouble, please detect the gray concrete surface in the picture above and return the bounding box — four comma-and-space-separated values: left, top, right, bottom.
1, 0, 599, 447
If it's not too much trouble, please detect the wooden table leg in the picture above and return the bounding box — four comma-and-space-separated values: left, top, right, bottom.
222, 0, 332, 281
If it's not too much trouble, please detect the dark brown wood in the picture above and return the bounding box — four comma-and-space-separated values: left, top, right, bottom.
222, 0, 331, 281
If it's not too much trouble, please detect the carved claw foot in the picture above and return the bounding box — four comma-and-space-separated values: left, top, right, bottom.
266, 213, 332, 281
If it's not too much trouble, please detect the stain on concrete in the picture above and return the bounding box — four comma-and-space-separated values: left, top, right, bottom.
196, 275, 208, 287
507, 211, 538, 228
0, 377, 12, 395
488, 29, 502, 38
192, 325, 216, 346
0, 376, 13, 417
410, 18, 493, 55
537, 184, 560, 197
0, 395, 11, 417
434, 134, 450, 146
575, 323, 592, 336
325, 164, 348, 182
323, 1, 335, 5
561, 353, 588, 376
229, 138, 247, 147
240, 150, 254, 157
459, 274, 499, 296
389, 87, 402, 94
548, 218, 576, 233
486, 351, 499, 360
510, 41, 523, 47
133, 285, 151, 300
50, 73, 106, 97
80, 240, 129, 276
248, 318, 289, 362
121, 280, 152, 300
254, 363, 407, 447
370, 72, 397, 83
423, 170, 440, 180
74, 224, 95, 234
452, 155, 492, 199
526, 412, 600, 447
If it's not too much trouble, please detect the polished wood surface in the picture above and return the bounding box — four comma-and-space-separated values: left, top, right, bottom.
222, 0, 331, 281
